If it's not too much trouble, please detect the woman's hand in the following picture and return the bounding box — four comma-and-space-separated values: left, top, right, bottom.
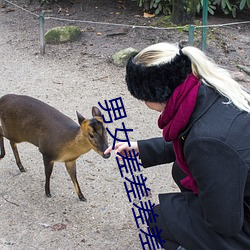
104, 142, 139, 160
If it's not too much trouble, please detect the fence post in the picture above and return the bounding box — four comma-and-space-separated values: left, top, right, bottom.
202, 0, 208, 51
0, 0, 5, 8
39, 11, 45, 55
188, 25, 195, 46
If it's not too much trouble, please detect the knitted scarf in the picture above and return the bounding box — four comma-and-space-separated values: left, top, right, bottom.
158, 73, 201, 194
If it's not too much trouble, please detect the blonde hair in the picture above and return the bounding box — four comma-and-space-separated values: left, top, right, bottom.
134, 42, 250, 113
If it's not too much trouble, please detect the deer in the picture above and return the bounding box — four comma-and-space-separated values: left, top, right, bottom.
0, 94, 110, 201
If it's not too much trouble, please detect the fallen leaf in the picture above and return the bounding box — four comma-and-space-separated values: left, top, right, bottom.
143, 12, 155, 18
51, 223, 67, 231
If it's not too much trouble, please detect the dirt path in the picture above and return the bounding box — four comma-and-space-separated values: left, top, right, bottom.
0, 2, 176, 250
0, 1, 249, 249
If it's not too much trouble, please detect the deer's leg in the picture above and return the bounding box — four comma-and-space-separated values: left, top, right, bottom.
65, 161, 86, 202
0, 127, 5, 159
43, 155, 54, 198
10, 141, 25, 172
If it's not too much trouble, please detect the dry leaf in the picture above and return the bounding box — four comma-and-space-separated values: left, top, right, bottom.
51, 223, 67, 231
143, 12, 155, 18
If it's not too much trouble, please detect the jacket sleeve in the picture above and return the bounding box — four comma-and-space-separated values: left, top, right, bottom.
137, 137, 175, 168
185, 136, 248, 237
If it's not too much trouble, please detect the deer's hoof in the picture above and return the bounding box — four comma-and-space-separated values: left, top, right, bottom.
79, 196, 87, 202
46, 193, 52, 198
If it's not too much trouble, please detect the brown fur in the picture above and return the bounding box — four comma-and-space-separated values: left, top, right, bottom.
0, 94, 110, 201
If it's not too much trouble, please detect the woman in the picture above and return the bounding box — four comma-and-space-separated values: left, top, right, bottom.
105, 42, 250, 250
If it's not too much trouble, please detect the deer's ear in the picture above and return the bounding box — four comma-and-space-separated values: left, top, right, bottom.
76, 111, 85, 125
92, 106, 102, 117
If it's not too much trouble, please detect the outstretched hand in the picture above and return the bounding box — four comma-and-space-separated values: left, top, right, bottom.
104, 142, 139, 160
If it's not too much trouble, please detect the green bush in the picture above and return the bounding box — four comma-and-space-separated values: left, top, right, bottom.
196, 0, 216, 15
136, 0, 250, 17
135, 0, 172, 15
212, 0, 250, 17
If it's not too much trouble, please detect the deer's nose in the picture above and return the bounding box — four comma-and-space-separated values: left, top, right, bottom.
103, 152, 111, 159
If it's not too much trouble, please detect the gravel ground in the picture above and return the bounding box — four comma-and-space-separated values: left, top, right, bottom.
0, 2, 175, 250
0, 1, 249, 249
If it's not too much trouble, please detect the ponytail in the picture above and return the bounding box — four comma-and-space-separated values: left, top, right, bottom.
182, 46, 250, 112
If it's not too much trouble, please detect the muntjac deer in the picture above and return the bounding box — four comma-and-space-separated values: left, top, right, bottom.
0, 94, 110, 201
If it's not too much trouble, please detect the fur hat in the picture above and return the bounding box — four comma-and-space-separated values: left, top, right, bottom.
125, 52, 192, 103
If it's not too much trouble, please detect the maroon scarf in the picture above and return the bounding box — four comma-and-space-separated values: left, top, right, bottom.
158, 73, 201, 194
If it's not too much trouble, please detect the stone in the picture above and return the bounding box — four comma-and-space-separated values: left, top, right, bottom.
237, 65, 250, 76
44, 26, 82, 44
0, 0, 6, 8
112, 47, 138, 67
231, 71, 247, 82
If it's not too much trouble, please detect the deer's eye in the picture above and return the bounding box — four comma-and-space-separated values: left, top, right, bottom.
89, 133, 94, 139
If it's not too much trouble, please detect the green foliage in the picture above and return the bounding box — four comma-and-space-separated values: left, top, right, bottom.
213, 0, 238, 17
197, 0, 217, 15
135, 0, 250, 18
239, 0, 250, 9
135, 0, 172, 15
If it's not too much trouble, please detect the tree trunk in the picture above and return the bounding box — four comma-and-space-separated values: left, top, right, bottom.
171, 0, 198, 25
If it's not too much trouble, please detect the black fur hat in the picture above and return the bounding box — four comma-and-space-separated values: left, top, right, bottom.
125, 52, 192, 103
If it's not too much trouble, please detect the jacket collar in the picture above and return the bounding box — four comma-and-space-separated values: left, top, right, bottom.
179, 83, 220, 140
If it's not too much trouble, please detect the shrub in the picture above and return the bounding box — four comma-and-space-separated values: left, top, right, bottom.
135, 0, 172, 15
136, 0, 250, 17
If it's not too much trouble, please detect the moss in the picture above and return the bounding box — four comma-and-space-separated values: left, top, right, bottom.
45, 26, 82, 44
152, 16, 172, 27
152, 16, 199, 32
112, 48, 138, 67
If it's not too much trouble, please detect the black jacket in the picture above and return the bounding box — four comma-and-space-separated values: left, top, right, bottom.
138, 84, 250, 249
